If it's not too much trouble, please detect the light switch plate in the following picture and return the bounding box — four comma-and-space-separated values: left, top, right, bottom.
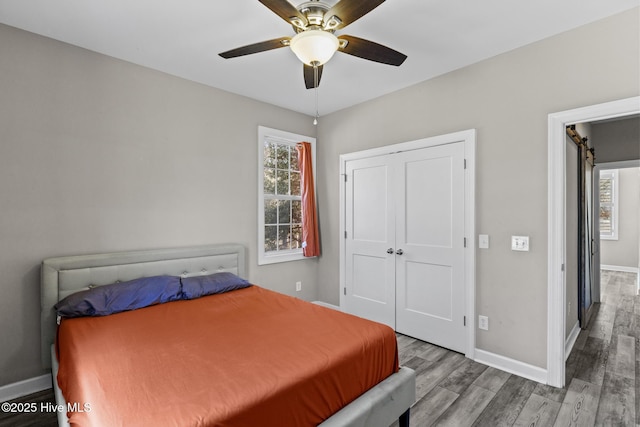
479, 234, 489, 249
511, 235, 530, 251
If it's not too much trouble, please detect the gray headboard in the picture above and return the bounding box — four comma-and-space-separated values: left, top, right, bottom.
40, 243, 246, 369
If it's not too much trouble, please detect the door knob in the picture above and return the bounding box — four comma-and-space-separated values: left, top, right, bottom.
387, 248, 394, 254
396, 249, 404, 255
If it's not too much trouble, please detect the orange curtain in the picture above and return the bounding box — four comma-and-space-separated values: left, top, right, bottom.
296, 142, 320, 257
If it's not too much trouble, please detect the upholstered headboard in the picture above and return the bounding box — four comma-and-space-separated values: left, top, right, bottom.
40, 243, 246, 369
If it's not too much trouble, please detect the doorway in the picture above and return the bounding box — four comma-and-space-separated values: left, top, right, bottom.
547, 96, 640, 388
595, 163, 640, 294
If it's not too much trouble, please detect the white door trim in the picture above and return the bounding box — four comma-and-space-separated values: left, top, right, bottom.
339, 129, 476, 359
547, 96, 640, 388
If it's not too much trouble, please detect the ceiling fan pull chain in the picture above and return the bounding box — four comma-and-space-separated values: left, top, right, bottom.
313, 62, 319, 125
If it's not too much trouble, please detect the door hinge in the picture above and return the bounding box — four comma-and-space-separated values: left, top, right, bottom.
561, 263, 565, 272
344, 174, 347, 182
464, 159, 467, 169
344, 231, 347, 239
343, 287, 347, 296
464, 237, 467, 248
464, 316, 466, 326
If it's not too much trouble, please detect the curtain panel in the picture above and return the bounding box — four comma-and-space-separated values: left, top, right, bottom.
296, 142, 320, 257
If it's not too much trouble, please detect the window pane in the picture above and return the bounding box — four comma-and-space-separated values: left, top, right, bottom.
264, 168, 276, 194
292, 200, 302, 223
600, 206, 612, 233
276, 145, 289, 170
279, 200, 291, 224
599, 178, 612, 203
259, 127, 314, 264
276, 170, 290, 195
264, 200, 278, 224
264, 142, 276, 168
265, 226, 277, 252
292, 225, 302, 249
290, 147, 299, 172
278, 225, 291, 250
291, 171, 301, 196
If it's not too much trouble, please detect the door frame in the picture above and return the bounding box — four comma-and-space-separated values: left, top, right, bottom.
547, 96, 640, 388
339, 129, 476, 359
594, 159, 640, 298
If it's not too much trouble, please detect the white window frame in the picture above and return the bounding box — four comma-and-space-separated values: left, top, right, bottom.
258, 126, 316, 265
599, 169, 619, 240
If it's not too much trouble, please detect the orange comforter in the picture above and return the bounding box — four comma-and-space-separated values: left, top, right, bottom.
56, 285, 398, 427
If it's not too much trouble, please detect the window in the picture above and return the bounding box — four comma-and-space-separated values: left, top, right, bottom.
258, 126, 315, 265
599, 169, 618, 240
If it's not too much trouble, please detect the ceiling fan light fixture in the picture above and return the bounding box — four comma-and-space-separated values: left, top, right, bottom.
290, 30, 339, 66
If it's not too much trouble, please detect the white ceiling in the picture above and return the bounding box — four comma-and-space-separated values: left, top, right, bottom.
0, 0, 637, 116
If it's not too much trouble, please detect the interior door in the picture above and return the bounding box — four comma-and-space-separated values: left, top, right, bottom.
566, 136, 579, 331
344, 156, 396, 328
581, 151, 595, 326
394, 143, 466, 353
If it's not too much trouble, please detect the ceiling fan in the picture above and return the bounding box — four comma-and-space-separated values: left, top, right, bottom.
219, 0, 407, 89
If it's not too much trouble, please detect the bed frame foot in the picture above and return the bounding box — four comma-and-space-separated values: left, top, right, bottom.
399, 408, 410, 427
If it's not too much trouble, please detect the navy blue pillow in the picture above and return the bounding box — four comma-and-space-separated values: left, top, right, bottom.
181, 272, 251, 300
55, 275, 182, 318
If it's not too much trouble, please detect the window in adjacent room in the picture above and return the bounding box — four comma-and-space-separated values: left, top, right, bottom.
258, 126, 316, 265
599, 169, 618, 240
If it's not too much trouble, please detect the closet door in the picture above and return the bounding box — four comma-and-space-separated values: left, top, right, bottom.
394, 142, 466, 353
344, 155, 396, 328
343, 141, 467, 353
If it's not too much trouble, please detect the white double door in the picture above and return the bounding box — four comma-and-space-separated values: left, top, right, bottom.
344, 142, 466, 353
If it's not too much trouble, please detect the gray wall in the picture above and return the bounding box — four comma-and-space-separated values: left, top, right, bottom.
592, 117, 640, 163
316, 8, 639, 369
0, 23, 318, 386
600, 167, 640, 268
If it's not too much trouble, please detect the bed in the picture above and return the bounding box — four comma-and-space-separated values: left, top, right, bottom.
41, 244, 415, 426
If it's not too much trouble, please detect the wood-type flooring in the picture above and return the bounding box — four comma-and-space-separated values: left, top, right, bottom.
392, 270, 638, 426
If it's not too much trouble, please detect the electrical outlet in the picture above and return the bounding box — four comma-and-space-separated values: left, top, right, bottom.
511, 236, 530, 251
296, 281, 302, 292
478, 315, 489, 331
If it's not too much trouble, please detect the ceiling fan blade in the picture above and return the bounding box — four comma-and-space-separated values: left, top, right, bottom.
258, 0, 307, 27
219, 37, 291, 59
324, 0, 386, 29
339, 35, 407, 66
303, 64, 324, 89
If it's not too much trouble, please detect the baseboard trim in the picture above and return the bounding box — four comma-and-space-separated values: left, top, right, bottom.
565, 321, 581, 361
312, 301, 341, 311
0, 374, 52, 403
474, 349, 547, 384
